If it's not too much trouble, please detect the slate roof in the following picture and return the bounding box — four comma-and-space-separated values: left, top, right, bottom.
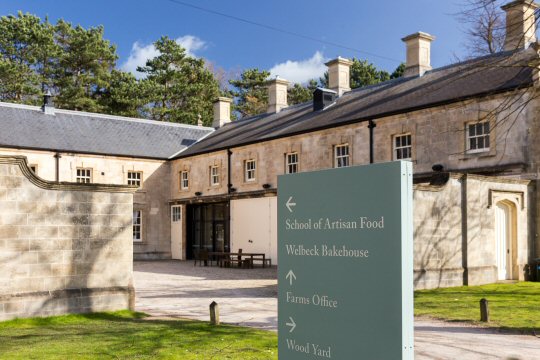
0, 103, 214, 159
176, 47, 538, 159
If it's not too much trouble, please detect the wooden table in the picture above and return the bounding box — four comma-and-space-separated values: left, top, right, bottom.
208, 252, 266, 268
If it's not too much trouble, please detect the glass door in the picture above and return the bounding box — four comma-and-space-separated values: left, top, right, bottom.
186, 202, 230, 259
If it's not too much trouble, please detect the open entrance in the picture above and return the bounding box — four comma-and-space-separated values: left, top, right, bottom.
495, 201, 517, 280
186, 202, 230, 259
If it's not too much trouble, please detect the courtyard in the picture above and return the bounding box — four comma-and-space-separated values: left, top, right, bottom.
134, 261, 540, 360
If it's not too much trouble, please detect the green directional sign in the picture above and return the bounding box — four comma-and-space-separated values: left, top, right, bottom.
278, 161, 414, 359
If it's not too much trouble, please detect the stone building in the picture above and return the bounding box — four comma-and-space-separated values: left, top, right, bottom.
0, 100, 213, 260
1, 0, 539, 291
169, 0, 540, 288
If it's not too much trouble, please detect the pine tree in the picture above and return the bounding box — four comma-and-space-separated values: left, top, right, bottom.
99, 69, 147, 117
229, 68, 270, 118
0, 12, 58, 104
53, 20, 117, 112
138, 36, 220, 125
288, 79, 319, 105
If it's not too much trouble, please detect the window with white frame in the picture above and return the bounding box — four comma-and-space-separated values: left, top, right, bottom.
210, 165, 220, 186
127, 171, 142, 187
286, 152, 299, 174
180, 171, 189, 190
334, 144, 350, 168
467, 121, 490, 152
76, 168, 92, 183
133, 210, 142, 242
393, 134, 412, 160
171, 205, 181, 222
245, 159, 256, 181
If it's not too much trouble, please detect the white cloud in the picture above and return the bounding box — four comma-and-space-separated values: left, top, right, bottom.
269, 51, 328, 84
176, 35, 206, 56
121, 35, 206, 78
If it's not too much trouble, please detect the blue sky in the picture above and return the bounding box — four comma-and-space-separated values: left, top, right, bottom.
0, 0, 469, 83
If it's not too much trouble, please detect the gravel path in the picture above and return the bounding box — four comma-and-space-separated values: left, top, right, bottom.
134, 261, 540, 359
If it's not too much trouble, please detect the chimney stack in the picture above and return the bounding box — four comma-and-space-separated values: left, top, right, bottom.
325, 57, 353, 97
402, 32, 435, 77
267, 76, 289, 113
41, 90, 55, 115
501, 0, 539, 51
212, 97, 232, 128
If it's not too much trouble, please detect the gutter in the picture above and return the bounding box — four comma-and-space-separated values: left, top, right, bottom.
169, 188, 277, 205
0, 144, 170, 161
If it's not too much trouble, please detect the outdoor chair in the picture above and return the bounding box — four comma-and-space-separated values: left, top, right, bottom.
194, 249, 210, 266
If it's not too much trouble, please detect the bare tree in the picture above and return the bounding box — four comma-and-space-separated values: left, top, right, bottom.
455, 0, 506, 56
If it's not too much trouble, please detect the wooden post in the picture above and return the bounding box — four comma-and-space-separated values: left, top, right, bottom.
210, 301, 220, 325
480, 298, 489, 322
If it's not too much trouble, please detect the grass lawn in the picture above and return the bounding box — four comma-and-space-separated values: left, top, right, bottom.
0, 311, 277, 359
415, 282, 540, 332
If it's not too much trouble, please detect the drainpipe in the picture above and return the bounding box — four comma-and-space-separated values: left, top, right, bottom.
227, 149, 232, 194
368, 120, 376, 164
460, 175, 468, 286
54, 152, 61, 183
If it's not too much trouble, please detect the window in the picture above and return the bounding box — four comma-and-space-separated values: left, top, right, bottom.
210, 165, 220, 186
245, 159, 256, 181
171, 206, 182, 222
394, 134, 412, 160
127, 171, 142, 187
286, 152, 299, 174
180, 171, 189, 190
467, 121, 490, 153
76, 168, 92, 183
29, 164, 37, 174
334, 144, 350, 168
133, 210, 142, 242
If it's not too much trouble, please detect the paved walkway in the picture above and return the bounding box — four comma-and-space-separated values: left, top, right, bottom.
134, 261, 540, 359
415, 318, 539, 360
134, 260, 277, 330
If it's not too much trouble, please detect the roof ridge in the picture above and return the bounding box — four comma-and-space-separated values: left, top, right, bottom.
0, 101, 214, 131
230, 101, 312, 125
343, 48, 526, 96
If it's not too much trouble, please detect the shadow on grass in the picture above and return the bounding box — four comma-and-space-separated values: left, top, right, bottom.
0, 311, 277, 360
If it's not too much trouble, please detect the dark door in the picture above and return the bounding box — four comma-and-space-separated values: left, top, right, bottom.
186, 202, 230, 259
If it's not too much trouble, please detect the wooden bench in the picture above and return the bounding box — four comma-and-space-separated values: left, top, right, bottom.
221, 249, 244, 268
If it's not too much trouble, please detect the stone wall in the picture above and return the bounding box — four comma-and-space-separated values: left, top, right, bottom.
413, 176, 464, 289
413, 174, 530, 289
0, 148, 172, 260
0, 156, 136, 320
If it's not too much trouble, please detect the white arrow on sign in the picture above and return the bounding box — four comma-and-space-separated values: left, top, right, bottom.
286, 196, 296, 213
286, 317, 297, 333
286, 270, 296, 286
